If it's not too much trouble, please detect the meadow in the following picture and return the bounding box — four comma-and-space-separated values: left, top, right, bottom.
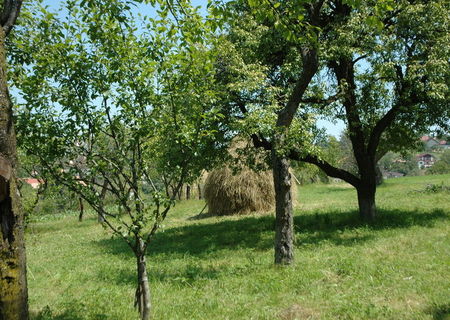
27, 174, 450, 320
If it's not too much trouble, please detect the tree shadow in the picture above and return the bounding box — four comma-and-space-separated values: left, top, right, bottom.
92, 208, 448, 290
426, 303, 450, 320
107, 262, 222, 288
315, 186, 354, 194
27, 216, 97, 235
95, 213, 275, 259
95, 208, 448, 260
30, 305, 112, 320
293, 208, 448, 246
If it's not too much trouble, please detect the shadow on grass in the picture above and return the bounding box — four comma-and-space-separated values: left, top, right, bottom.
30, 305, 113, 320
426, 303, 450, 320
108, 262, 222, 287
95, 208, 448, 259
27, 217, 96, 235
315, 186, 355, 194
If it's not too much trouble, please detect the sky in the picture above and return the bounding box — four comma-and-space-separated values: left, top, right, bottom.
317, 119, 345, 138
40, 0, 345, 137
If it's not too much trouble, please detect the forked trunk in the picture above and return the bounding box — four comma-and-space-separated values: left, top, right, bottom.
135, 250, 151, 320
357, 184, 376, 221
0, 28, 29, 320
272, 151, 294, 265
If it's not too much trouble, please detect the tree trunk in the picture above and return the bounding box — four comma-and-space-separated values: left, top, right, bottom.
97, 180, 108, 223
272, 150, 294, 265
0, 29, 29, 320
78, 197, 84, 222
375, 164, 383, 186
135, 248, 151, 320
197, 184, 202, 200
186, 185, 190, 200
356, 183, 377, 221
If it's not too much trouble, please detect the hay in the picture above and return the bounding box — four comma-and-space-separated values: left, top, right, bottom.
204, 137, 298, 216
204, 167, 275, 216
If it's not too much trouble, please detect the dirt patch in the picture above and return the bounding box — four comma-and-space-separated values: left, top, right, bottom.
279, 304, 320, 320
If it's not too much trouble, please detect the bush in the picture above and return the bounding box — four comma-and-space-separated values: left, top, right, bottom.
20, 182, 80, 219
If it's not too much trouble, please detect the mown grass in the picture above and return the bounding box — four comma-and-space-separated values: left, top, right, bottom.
26, 174, 450, 319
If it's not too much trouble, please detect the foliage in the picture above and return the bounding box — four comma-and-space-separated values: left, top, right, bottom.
12, 0, 224, 237
420, 183, 450, 194
427, 150, 450, 175
292, 162, 328, 185
379, 151, 421, 176
20, 182, 79, 220
212, 0, 449, 158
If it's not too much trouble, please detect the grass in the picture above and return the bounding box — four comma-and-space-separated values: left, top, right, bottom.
26, 174, 450, 320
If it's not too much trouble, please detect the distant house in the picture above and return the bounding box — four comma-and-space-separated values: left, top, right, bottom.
416, 153, 435, 169
420, 135, 450, 150
23, 178, 43, 189
438, 140, 450, 149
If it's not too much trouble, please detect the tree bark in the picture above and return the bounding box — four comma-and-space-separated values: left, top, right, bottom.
135, 244, 151, 320
186, 185, 190, 200
356, 181, 376, 221
98, 180, 108, 223
197, 184, 202, 200
0, 27, 28, 320
272, 147, 294, 265
78, 197, 84, 222
375, 164, 383, 186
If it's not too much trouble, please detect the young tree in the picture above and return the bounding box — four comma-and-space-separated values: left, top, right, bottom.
12, 1, 225, 319
0, 1, 28, 319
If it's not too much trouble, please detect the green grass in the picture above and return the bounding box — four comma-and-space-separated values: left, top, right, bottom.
26, 174, 450, 320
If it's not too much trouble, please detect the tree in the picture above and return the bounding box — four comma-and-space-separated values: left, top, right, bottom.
212, 0, 328, 264
214, 0, 449, 227
0, 1, 28, 319
11, 1, 225, 319
427, 150, 450, 175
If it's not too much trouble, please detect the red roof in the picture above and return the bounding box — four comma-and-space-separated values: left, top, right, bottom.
420, 135, 430, 141
25, 178, 41, 184
23, 178, 44, 188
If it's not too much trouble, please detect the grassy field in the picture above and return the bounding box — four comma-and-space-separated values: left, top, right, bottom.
26, 174, 450, 320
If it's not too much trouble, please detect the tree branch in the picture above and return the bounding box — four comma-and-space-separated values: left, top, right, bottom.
277, 47, 319, 127
367, 65, 409, 158
289, 152, 361, 187
300, 92, 341, 106
1, 0, 22, 36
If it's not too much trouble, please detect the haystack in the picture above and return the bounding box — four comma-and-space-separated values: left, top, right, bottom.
204, 167, 275, 216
